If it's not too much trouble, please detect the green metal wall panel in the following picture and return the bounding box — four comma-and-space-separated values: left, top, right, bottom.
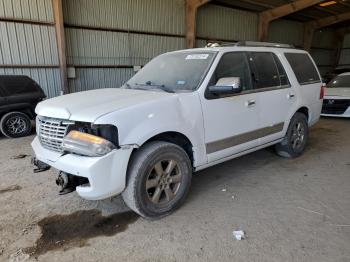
68, 68, 134, 92
63, 0, 185, 35
0, 0, 54, 22
196, 4, 258, 41
267, 19, 303, 47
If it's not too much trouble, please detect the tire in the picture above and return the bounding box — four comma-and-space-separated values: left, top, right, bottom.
0, 112, 32, 138
275, 112, 309, 158
122, 141, 192, 219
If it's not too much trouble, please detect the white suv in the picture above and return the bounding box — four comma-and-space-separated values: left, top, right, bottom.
32, 42, 323, 219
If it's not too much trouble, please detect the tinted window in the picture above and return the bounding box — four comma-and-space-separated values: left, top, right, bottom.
273, 55, 289, 86
211, 52, 252, 91
248, 52, 280, 89
327, 75, 350, 88
0, 76, 40, 95
284, 53, 320, 85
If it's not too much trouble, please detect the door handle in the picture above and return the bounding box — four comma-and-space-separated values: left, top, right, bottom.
287, 93, 295, 99
245, 100, 256, 107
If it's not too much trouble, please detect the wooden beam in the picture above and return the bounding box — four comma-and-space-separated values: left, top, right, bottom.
303, 12, 350, 51
52, 0, 69, 94
307, 11, 350, 28
186, 0, 211, 48
258, 0, 323, 41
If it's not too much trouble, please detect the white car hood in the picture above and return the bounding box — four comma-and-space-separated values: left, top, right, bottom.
325, 87, 350, 98
36, 88, 173, 122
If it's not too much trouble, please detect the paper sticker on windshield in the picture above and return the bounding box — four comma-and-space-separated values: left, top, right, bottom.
185, 54, 209, 60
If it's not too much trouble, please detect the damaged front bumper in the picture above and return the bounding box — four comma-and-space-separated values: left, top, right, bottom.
31, 136, 134, 200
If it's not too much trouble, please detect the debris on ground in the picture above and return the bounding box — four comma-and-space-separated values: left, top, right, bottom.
9, 249, 29, 262
11, 154, 29, 160
232, 195, 235, 200
221, 188, 227, 192
22, 223, 36, 235
0, 185, 22, 194
233, 230, 245, 240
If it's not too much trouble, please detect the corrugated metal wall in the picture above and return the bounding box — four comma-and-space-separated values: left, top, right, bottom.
1, 0, 339, 96
268, 19, 336, 76
63, 0, 186, 92
310, 29, 336, 76
196, 4, 258, 42
338, 33, 350, 67
268, 19, 304, 47
0, 0, 61, 97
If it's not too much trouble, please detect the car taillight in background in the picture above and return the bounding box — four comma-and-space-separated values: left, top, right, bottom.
320, 84, 325, 99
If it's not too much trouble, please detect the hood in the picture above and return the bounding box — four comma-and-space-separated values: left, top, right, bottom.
325, 87, 350, 98
36, 88, 173, 122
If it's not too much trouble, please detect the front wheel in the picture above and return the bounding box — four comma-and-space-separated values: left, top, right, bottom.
275, 113, 309, 158
0, 112, 32, 138
122, 141, 192, 219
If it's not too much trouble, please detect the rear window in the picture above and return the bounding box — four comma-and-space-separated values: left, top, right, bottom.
328, 74, 350, 88
0, 75, 41, 95
284, 53, 320, 85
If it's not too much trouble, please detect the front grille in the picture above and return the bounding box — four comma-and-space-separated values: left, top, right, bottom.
322, 99, 350, 115
38, 117, 74, 152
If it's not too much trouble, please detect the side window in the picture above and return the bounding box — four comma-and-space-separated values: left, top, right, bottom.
211, 52, 252, 91
284, 53, 320, 85
248, 52, 280, 89
273, 54, 289, 86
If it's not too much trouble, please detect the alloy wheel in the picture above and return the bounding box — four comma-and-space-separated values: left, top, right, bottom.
146, 159, 182, 204
291, 122, 305, 151
6, 117, 27, 135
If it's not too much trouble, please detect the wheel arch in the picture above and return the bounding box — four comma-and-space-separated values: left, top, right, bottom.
129, 131, 195, 169
296, 106, 309, 121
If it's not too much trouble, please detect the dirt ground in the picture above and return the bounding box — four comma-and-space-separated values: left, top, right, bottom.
0, 118, 349, 262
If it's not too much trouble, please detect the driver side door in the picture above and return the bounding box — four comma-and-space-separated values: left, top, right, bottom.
200, 52, 261, 162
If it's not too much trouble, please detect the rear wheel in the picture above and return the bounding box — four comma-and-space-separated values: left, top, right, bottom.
122, 141, 192, 219
275, 112, 308, 158
0, 112, 32, 138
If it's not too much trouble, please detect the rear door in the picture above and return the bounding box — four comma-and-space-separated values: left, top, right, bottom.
248, 52, 297, 145
284, 52, 322, 125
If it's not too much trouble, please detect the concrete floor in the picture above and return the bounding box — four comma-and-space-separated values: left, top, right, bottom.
0, 118, 349, 262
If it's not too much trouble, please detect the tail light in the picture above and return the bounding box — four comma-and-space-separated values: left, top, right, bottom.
320, 84, 325, 99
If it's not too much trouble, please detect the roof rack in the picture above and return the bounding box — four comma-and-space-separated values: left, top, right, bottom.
205, 41, 295, 49
236, 41, 295, 48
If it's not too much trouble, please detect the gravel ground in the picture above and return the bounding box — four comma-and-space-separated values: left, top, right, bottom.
0, 118, 349, 262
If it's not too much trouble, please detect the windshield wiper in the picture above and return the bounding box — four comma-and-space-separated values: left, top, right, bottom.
135, 81, 175, 93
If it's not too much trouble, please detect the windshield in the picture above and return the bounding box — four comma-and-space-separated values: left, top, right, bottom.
327, 75, 350, 88
123, 51, 216, 93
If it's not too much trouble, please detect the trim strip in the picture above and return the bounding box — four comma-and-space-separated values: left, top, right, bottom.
206, 122, 284, 154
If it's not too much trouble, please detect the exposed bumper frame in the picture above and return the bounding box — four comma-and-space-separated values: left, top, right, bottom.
31, 136, 134, 200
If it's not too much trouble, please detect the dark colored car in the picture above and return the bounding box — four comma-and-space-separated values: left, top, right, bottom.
0, 75, 46, 138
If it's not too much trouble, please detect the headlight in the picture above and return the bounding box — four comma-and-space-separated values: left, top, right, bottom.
62, 130, 116, 157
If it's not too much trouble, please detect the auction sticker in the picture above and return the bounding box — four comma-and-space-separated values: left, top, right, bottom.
185, 54, 209, 60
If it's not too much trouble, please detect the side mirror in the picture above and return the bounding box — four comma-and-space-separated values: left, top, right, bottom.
208, 77, 242, 96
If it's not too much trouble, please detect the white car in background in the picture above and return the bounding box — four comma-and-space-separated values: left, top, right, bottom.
32, 42, 323, 219
322, 72, 350, 118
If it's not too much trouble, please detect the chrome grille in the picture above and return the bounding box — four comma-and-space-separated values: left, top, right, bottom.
38, 117, 74, 152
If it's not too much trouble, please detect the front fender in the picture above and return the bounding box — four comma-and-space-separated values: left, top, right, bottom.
95, 92, 207, 167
